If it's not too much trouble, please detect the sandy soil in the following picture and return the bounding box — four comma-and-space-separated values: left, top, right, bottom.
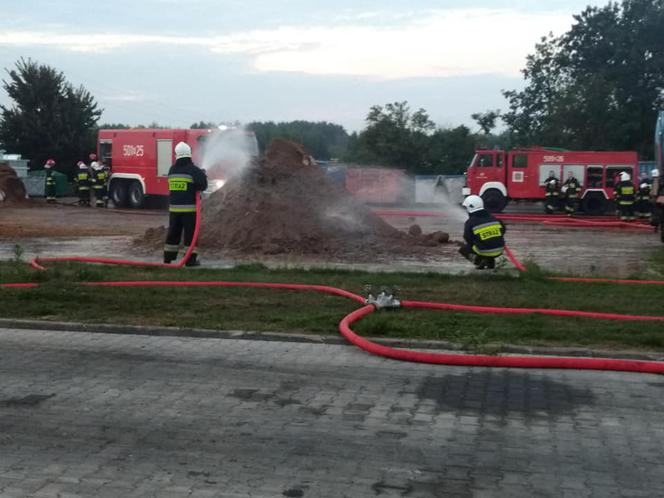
1, 200, 661, 276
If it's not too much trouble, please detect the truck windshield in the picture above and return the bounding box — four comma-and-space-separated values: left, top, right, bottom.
477, 153, 494, 167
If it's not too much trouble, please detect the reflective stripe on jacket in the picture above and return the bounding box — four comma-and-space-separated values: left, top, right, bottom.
614, 181, 635, 205
464, 211, 505, 258
168, 158, 208, 213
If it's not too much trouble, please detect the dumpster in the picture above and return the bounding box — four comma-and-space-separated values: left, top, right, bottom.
25, 170, 71, 197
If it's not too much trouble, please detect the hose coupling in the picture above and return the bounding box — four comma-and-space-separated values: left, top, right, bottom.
364, 285, 401, 309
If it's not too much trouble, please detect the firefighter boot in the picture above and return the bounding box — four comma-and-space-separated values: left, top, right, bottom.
185, 253, 201, 267
475, 257, 489, 270
163, 251, 178, 264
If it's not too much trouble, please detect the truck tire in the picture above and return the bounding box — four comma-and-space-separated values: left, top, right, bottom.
128, 181, 145, 209
481, 189, 507, 213
109, 180, 128, 208
581, 193, 607, 215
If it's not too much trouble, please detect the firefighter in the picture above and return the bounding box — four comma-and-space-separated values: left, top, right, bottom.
90, 160, 109, 208
44, 159, 57, 203
543, 170, 560, 214
562, 171, 581, 216
614, 171, 636, 221
164, 142, 207, 266
635, 172, 652, 220
458, 195, 506, 270
74, 161, 91, 206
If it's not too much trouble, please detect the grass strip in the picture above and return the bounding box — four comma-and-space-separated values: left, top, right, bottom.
1, 259, 663, 352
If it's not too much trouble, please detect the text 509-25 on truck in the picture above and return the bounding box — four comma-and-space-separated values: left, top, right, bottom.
463, 147, 638, 215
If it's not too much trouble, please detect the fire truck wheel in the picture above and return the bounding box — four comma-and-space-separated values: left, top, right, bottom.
580, 193, 607, 215
109, 180, 128, 208
128, 181, 145, 209
481, 189, 507, 213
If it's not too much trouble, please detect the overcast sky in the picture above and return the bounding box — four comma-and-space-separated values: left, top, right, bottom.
0, 0, 606, 132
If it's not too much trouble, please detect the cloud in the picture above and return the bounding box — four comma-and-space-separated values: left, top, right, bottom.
0, 8, 574, 78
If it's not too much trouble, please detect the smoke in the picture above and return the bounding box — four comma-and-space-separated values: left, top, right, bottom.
199, 127, 259, 191
430, 177, 467, 225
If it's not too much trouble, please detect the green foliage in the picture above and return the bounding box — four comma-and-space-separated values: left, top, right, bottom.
345, 101, 435, 171
190, 121, 219, 129
0, 58, 102, 175
471, 110, 501, 135
502, 0, 664, 157
98, 122, 131, 129
247, 120, 349, 160
345, 102, 497, 175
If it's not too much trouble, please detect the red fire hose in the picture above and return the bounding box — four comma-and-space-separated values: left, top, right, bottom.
338, 305, 664, 375
30, 196, 202, 270
3, 197, 664, 375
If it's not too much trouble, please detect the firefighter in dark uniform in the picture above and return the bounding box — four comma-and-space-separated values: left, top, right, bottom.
562, 171, 581, 216
163, 142, 207, 266
543, 170, 560, 214
458, 195, 506, 270
614, 171, 636, 221
44, 158, 57, 203
90, 160, 109, 207
74, 161, 91, 206
635, 172, 652, 220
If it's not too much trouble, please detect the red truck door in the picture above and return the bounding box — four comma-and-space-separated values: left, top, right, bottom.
506, 151, 533, 199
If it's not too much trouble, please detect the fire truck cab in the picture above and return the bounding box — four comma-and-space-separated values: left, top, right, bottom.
98, 128, 257, 208
462, 147, 638, 214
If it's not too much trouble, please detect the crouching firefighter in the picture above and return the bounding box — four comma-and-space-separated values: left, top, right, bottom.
458, 195, 506, 270
164, 142, 207, 266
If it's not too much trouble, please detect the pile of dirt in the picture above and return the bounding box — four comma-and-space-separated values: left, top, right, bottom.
141, 140, 450, 260
0, 164, 27, 204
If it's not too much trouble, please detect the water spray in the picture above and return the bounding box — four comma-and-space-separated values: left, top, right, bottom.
199, 127, 258, 193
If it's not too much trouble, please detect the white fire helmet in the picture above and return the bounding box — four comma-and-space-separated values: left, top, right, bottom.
175, 141, 192, 159
652, 169, 660, 178
462, 194, 484, 213
78, 161, 87, 169
90, 161, 101, 170
619, 171, 631, 182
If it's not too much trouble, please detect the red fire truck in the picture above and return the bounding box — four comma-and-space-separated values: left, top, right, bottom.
462, 147, 639, 214
98, 128, 257, 208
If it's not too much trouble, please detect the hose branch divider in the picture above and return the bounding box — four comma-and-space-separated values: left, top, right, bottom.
3, 199, 664, 375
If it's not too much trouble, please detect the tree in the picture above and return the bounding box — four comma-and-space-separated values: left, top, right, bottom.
502, 0, 664, 157
190, 121, 218, 129
98, 122, 131, 130
471, 110, 501, 135
350, 101, 435, 171
246, 120, 349, 160
0, 58, 102, 174
345, 102, 505, 175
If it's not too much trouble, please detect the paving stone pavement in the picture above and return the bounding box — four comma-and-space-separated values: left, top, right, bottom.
1, 327, 664, 498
